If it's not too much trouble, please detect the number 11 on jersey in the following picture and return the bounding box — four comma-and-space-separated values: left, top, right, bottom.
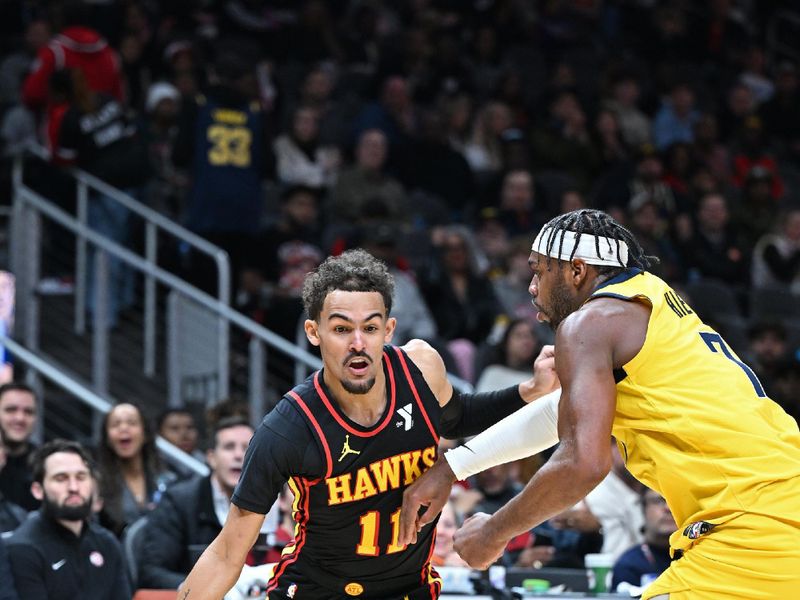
356, 508, 407, 556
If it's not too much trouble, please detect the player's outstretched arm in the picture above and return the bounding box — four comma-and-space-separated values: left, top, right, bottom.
178, 505, 265, 600
452, 306, 621, 569
398, 388, 562, 546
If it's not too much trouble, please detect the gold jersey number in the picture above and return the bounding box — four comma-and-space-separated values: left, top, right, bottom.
207, 124, 252, 167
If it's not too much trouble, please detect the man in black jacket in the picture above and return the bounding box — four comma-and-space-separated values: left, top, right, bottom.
0, 427, 27, 535
139, 417, 277, 588
6, 439, 131, 599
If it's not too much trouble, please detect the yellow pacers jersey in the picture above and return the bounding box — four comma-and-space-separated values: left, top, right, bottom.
587, 269, 800, 542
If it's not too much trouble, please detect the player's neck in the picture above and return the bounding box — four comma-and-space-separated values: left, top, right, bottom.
328, 370, 388, 428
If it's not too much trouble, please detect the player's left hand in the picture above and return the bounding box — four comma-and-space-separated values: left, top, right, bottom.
453, 512, 507, 570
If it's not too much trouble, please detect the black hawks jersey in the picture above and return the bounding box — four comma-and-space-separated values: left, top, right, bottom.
267, 346, 443, 600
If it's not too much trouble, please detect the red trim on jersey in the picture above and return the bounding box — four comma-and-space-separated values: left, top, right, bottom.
312, 352, 396, 437
423, 532, 441, 598
267, 477, 311, 594
393, 347, 439, 444
288, 390, 333, 481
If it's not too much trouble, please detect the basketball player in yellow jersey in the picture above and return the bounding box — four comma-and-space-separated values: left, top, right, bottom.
399, 209, 800, 598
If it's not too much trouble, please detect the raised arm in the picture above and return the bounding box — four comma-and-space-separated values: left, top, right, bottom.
452, 301, 636, 569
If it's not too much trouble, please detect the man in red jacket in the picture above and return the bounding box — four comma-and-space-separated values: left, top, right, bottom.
22, 2, 123, 111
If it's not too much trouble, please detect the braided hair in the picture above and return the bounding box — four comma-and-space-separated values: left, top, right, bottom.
536, 209, 659, 277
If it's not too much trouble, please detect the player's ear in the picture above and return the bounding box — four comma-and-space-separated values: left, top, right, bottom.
384, 316, 397, 343
569, 258, 589, 286
305, 319, 321, 347
31, 481, 44, 501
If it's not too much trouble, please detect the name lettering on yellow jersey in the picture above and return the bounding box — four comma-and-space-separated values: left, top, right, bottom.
326, 445, 436, 506
212, 108, 247, 125
664, 290, 693, 318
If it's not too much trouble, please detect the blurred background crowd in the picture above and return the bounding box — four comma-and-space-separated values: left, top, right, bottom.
1, 0, 799, 594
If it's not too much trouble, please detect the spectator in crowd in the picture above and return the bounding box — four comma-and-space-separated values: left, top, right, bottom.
595, 143, 676, 218
360, 223, 438, 345
691, 113, 731, 183
0, 19, 49, 108
532, 91, 598, 189
464, 101, 513, 176
6, 440, 131, 600
772, 362, 800, 424
731, 117, 785, 201
0, 383, 39, 511
174, 52, 267, 293
652, 81, 700, 151
603, 73, 651, 149
157, 408, 203, 463
0, 427, 27, 535
0, 535, 18, 600
759, 61, 800, 149
612, 489, 675, 592
273, 105, 341, 189
419, 225, 502, 381
21, 1, 123, 111
734, 164, 781, 250
627, 196, 683, 282
141, 81, 186, 219
431, 500, 468, 568
680, 192, 748, 287
748, 322, 791, 396
751, 209, 800, 293
329, 128, 407, 224
352, 75, 416, 152
97, 403, 175, 536
475, 319, 542, 393
719, 82, 757, 143
591, 107, 629, 174
139, 417, 279, 589
55, 68, 149, 328
495, 169, 544, 238
396, 108, 474, 218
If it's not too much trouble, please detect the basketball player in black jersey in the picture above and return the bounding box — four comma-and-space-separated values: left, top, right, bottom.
180, 249, 558, 600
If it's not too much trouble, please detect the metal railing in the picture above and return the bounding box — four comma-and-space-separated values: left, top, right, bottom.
11, 173, 322, 422
0, 332, 209, 476
14, 145, 232, 396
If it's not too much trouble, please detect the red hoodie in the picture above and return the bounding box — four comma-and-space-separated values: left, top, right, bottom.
22, 26, 123, 110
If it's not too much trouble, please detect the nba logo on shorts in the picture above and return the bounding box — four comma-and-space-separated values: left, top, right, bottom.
287, 583, 297, 598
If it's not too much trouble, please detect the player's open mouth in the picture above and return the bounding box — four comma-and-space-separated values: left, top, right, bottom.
347, 359, 370, 375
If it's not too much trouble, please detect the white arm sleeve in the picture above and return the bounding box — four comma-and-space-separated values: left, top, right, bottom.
444, 388, 561, 480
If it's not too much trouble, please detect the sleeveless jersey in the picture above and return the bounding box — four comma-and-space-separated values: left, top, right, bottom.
267, 346, 443, 599
186, 94, 264, 234
587, 269, 800, 543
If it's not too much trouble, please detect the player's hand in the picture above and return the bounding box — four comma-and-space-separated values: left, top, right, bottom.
398, 457, 456, 546
453, 512, 507, 570
521, 344, 558, 401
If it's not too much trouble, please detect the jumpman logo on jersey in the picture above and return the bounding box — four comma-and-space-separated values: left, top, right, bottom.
338, 434, 361, 462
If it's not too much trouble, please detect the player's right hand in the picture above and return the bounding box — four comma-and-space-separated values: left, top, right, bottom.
398, 456, 457, 546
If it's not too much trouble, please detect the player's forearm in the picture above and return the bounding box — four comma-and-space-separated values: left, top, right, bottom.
444, 389, 560, 480
179, 538, 245, 600
483, 443, 609, 543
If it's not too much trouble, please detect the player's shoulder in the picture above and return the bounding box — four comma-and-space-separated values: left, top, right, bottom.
400, 338, 440, 368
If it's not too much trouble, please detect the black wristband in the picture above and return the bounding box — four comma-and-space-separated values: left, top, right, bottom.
439, 384, 526, 439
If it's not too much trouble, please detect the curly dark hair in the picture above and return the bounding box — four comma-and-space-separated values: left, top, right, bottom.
536, 209, 659, 277
302, 249, 394, 321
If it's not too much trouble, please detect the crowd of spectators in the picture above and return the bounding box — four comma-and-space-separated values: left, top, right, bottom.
2, 0, 797, 415
1, 0, 800, 596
